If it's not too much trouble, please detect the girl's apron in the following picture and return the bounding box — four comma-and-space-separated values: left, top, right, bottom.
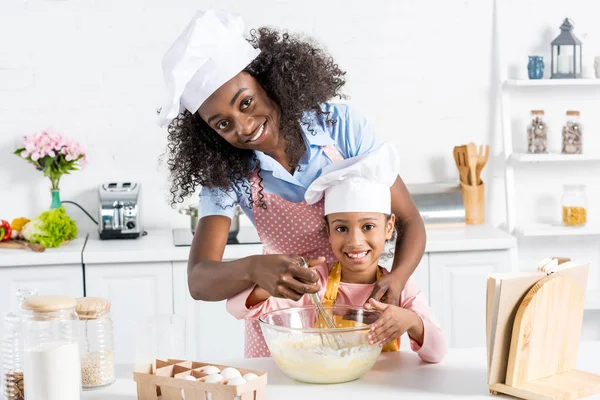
244, 144, 343, 358
320, 261, 400, 352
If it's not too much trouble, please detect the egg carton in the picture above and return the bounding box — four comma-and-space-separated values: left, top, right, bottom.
133, 358, 267, 400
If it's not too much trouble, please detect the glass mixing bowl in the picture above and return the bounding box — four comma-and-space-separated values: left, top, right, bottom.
258, 305, 383, 384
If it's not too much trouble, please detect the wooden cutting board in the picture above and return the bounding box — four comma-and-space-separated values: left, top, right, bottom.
505, 274, 584, 386
0, 239, 45, 252
487, 262, 600, 399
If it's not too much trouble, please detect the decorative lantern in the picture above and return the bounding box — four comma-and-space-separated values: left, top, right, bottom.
551, 18, 582, 79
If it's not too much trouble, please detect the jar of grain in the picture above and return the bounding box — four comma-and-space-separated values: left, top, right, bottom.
562, 184, 587, 226
2, 289, 37, 400
562, 110, 583, 154
22, 296, 81, 400
527, 110, 548, 153
75, 297, 115, 390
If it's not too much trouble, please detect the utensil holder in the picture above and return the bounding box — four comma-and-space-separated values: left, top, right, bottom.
133, 359, 267, 400
460, 182, 485, 224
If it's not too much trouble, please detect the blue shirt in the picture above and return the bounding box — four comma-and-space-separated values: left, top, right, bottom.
198, 102, 381, 224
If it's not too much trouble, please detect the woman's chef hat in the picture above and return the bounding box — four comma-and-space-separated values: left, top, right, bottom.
305, 142, 400, 215
157, 9, 261, 127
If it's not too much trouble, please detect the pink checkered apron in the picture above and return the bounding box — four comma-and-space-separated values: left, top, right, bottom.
244, 144, 344, 357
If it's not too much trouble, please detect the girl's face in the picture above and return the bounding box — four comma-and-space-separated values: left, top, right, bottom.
198, 72, 282, 153
327, 212, 395, 277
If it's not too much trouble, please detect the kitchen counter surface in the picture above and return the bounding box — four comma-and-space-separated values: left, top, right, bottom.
0, 225, 516, 266
82, 229, 264, 264
82, 225, 516, 264
0, 234, 88, 267
83, 341, 600, 400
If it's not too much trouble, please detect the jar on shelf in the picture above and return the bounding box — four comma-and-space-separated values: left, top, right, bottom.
527, 110, 548, 154
75, 297, 115, 390
562, 110, 582, 154
1, 288, 37, 400
22, 296, 81, 400
562, 184, 587, 226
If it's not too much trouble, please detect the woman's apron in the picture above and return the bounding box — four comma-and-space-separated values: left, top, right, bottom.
320, 261, 400, 352
245, 145, 343, 358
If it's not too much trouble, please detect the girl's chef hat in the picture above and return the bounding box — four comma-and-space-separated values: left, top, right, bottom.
305, 142, 400, 215
157, 9, 260, 127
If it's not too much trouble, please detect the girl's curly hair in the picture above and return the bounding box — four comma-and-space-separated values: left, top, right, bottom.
164, 27, 346, 207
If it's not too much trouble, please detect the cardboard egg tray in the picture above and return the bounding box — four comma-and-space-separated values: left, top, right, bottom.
133, 359, 267, 400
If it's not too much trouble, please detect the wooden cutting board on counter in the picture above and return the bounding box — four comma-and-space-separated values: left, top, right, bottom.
0, 239, 45, 252
487, 261, 600, 399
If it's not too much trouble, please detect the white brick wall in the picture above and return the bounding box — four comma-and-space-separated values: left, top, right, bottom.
0, 0, 599, 235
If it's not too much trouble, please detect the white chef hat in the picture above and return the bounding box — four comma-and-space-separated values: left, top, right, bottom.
305, 142, 400, 215
157, 9, 261, 127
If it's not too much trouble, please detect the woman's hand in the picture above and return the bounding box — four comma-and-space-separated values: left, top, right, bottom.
250, 255, 325, 301
366, 298, 424, 347
367, 271, 407, 306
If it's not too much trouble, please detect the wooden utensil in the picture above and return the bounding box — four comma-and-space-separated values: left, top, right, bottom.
0, 239, 45, 252
466, 142, 478, 186
453, 146, 470, 185
476, 144, 490, 185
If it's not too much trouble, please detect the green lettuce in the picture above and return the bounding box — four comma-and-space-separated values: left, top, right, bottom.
21, 207, 78, 248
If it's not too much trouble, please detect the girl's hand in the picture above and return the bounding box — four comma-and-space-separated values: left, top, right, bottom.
250, 255, 325, 301
366, 298, 424, 347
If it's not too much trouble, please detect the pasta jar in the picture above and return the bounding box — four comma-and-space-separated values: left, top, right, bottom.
2, 288, 37, 400
75, 297, 115, 389
562, 184, 587, 226
21, 296, 81, 400
562, 110, 583, 154
527, 110, 548, 154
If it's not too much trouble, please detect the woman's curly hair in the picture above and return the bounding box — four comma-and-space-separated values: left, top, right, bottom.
164, 27, 346, 208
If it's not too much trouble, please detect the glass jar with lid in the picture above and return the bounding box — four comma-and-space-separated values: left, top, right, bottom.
562, 110, 583, 154
527, 110, 548, 154
75, 297, 115, 389
562, 184, 587, 226
2, 288, 37, 400
21, 296, 81, 400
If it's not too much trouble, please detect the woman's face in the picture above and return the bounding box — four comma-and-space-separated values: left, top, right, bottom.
327, 212, 395, 275
198, 72, 282, 153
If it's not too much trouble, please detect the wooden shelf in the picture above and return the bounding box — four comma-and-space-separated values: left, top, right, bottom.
505, 79, 600, 87
510, 153, 600, 163
515, 223, 600, 238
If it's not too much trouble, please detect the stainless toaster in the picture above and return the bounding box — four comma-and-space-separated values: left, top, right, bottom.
98, 182, 143, 239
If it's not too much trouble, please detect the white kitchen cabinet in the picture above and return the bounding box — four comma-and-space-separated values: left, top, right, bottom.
429, 250, 512, 349
0, 264, 83, 321
84, 262, 173, 365
173, 261, 245, 362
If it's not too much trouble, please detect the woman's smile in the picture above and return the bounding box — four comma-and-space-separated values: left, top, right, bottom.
245, 120, 267, 145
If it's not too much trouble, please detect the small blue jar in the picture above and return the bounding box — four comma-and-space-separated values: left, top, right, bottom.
528, 56, 544, 79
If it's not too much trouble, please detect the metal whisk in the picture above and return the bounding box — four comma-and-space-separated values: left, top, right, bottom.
298, 257, 346, 349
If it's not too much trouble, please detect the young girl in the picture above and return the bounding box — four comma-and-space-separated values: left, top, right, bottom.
226, 142, 446, 363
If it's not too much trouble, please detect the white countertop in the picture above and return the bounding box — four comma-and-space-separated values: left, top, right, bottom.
0, 234, 87, 267
82, 229, 264, 264
0, 225, 516, 266
423, 225, 516, 252
82, 341, 600, 400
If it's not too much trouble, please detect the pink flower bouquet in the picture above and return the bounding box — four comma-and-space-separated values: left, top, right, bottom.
14, 130, 87, 190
